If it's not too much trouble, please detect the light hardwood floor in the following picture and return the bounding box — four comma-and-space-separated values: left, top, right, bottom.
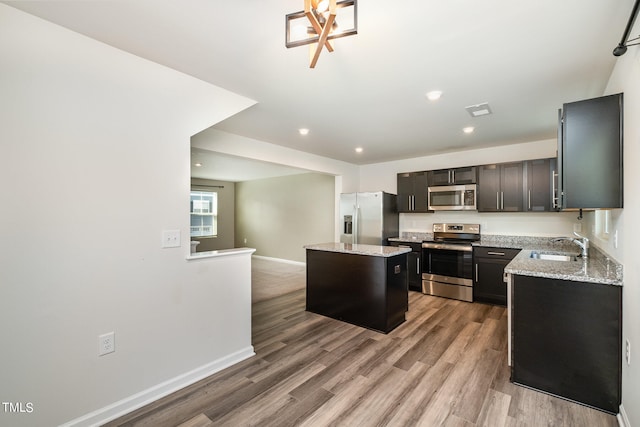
104, 257, 617, 427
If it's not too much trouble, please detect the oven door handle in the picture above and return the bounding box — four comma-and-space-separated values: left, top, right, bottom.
422, 242, 473, 252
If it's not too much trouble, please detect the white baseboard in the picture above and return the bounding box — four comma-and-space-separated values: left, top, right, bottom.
60, 346, 255, 427
618, 404, 630, 427
252, 254, 305, 266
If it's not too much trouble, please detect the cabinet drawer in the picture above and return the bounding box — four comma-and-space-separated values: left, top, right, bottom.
473, 246, 521, 259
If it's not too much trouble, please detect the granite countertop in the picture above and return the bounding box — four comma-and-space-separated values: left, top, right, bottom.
505, 248, 622, 286
476, 235, 623, 286
304, 242, 412, 258
390, 233, 623, 286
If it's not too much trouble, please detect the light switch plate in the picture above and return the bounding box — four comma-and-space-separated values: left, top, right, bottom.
162, 230, 181, 248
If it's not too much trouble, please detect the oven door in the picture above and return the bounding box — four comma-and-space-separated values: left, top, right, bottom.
422, 243, 473, 301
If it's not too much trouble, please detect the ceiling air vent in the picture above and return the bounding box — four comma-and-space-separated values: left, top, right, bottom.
465, 102, 492, 117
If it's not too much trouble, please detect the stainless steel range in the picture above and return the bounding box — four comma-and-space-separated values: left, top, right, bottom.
421, 223, 480, 302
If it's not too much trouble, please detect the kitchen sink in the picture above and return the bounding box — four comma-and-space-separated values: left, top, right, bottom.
529, 251, 578, 262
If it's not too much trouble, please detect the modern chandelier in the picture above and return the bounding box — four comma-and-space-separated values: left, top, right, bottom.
285, 0, 358, 68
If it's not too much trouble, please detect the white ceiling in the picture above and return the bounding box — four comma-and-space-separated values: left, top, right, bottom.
191, 149, 309, 182
5, 0, 635, 174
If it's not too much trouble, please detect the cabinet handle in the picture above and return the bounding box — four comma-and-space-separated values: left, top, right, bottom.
417, 258, 420, 275
496, 192, 500, 210
501, 191, 504, 210
475, 263, 478, 281
552, 170, 558, 209
487, 251, 505, 256
528, 190, 531, 210
451, 170, 455, 183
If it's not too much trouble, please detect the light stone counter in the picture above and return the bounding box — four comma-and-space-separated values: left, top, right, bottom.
304, 242, 412, 258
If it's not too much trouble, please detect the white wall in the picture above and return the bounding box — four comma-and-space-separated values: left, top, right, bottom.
0, 5, 256, 426
600, 31, 640, 426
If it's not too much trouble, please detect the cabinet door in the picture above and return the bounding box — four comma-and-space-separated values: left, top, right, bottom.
525, 158, 553, 211
397, 173, 414, 212
413, 172, 428, 211
512, 275, 622, 413
428, 169, 452, 186
451, 166, 477, 184
407, 251, 421, 291
561, 93, 623, 209
477, 165, 501, 212
474, 259, 509, 305
500, 162, 523, 212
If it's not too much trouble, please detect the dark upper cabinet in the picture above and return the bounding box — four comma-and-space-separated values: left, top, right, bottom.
477, 162, 523, 212
428, 166, 477, 186
524, 158, 556, 212
559, 93, 623, 209
397, 172, 429, 213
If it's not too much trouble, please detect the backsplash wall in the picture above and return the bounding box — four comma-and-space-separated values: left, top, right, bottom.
400, 210, 581, 237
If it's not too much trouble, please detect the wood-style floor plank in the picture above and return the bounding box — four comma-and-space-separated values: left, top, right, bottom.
104, 258, 618, 427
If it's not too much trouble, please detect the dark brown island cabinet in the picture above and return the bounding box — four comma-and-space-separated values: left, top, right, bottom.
306, 245, 409, 333
511, 275, 622, 414
389, 240, 422, 292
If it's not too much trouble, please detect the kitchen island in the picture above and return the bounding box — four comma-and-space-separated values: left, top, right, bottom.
304, 242, 411, 333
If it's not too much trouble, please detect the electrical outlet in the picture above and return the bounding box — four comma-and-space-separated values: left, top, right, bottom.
626, 339, 631, 366
98, 332, 115, 356
243, 238, 247, 244
614, 230, 619, 249
162, 230, 181, 248
573, 223, 582, 233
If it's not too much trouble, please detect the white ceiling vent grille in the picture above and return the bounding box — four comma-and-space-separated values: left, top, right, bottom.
465, 102, 492, 117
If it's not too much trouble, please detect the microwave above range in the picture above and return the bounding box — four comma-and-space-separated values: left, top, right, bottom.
427, 184, 477, 211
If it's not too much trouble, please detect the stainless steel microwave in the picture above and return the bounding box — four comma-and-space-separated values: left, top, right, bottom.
428, 184, 477, 211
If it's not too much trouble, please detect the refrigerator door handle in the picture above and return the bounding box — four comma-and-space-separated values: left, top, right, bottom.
353, 204, 358, 244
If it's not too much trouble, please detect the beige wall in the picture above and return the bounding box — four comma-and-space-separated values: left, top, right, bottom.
190, 178, 235, 251
235, 173, 335, 262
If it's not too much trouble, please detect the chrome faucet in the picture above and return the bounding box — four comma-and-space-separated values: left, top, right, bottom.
551, 232, 589, 258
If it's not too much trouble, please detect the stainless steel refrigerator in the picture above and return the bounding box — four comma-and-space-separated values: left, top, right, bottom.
339, 192, 399, 246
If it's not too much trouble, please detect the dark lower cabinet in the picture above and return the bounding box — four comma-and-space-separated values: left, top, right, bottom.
473, 247, 520, 305
389, 241, 422, 291
306, 249, 408, 333
511, 275, 622, 414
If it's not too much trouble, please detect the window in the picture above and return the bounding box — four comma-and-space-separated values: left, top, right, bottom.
190, 190, 217, 237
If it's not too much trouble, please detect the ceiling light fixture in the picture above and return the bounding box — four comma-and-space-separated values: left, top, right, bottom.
298, 128, 310, 135
355, 147, 363, 153
194, 162, 203, 167
463, 127, 475, 134
426, 91, 443, 101
465, 102, 492, 117
285, 0, 358, 68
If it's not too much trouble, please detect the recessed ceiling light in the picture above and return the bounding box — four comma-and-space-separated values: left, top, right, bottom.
463, 127, 475, 134
194, 162, 203, 167
355, 147, 363, 153
298, 128, 309, 135
426, 90, 443, 101
465, 102, 492, 117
